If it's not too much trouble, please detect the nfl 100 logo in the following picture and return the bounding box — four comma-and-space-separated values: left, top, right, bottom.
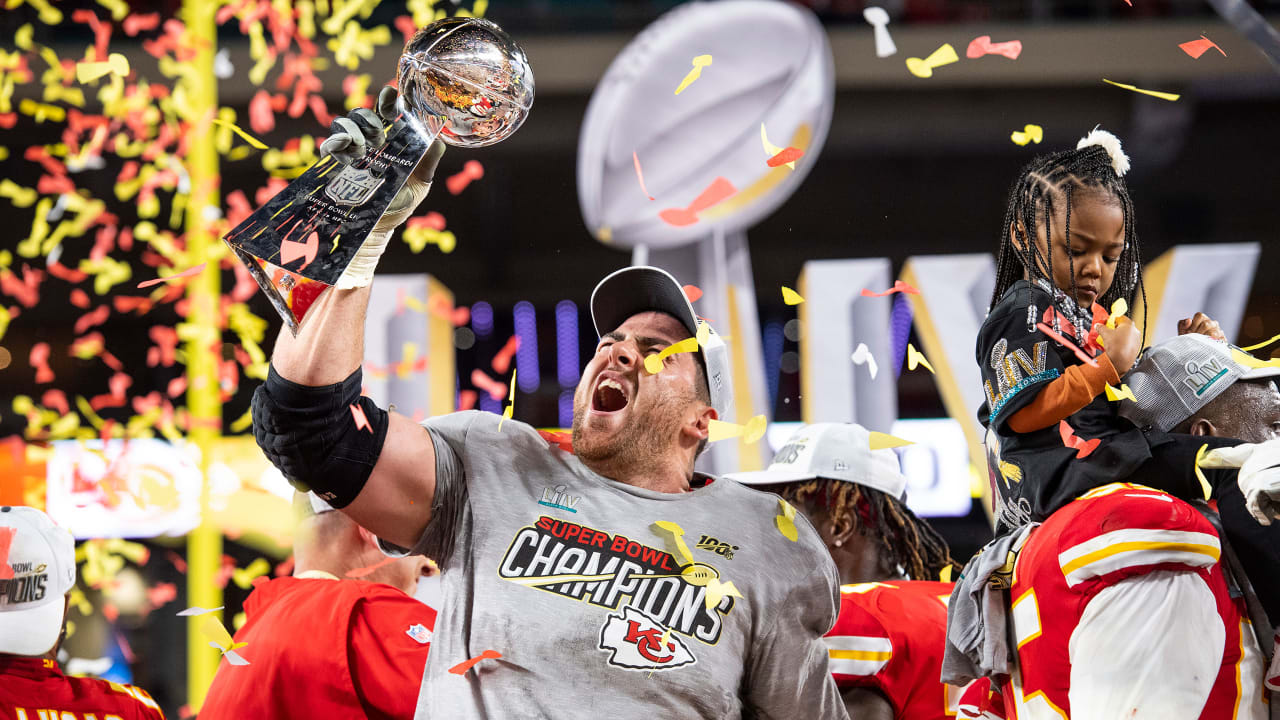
324, 165, 383, 206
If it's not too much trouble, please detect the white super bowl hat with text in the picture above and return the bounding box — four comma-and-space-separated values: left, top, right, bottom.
0, 506, 77, 655
724, 423, 907, 500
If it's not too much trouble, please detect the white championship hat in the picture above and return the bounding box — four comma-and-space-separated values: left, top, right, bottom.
0, 506, 77, 656
724, 423, 907, 500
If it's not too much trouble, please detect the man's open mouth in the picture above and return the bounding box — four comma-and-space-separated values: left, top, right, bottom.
592, 377, 629, 413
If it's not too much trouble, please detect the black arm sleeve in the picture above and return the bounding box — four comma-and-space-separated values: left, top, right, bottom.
251, 365, 389, 508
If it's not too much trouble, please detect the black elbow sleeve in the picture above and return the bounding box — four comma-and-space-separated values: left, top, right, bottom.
251, 365, 389, 508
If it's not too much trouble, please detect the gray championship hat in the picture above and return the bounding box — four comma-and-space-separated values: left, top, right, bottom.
724, 423, 907, 500
590, 265, 734, 420
1119, 334, 1280, 432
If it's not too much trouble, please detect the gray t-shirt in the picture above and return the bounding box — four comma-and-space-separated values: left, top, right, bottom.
387, 411, 845, 719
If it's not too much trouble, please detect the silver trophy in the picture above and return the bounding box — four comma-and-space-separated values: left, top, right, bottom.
224, 17, 535, 333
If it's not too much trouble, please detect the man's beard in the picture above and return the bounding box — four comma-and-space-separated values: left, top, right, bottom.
571, 385, 695, 471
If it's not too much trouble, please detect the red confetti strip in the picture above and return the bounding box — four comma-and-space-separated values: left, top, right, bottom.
632, 150, 655, 201
491, 335, 520, 374
860, 280, 921, 297
147, 582, 178, 611
345, 556, 396, 578
1059, 420, 1101, 458
658, 177, 737, 227
766, 146, 804, 167
41, 389, 69, 415
136, 263, 207, 289
537, 429, 574, 453
1036, 322, 1099, 368
350, 403, 372, 433
90, 372, 132, 411
75, 305, 111, 334
280, 232, 318, 271
123, 12, 161, 35
682, 284, 703, 303
1, 266, 44, 308
471, 369, 508, 401
0, 527, 16, 580
30, 342, 54, 383
1179, 35, 1226, 59
70, 289, 91, 308
966, 35, 1023, 60
448, 649, 503, 676
457, 390, 478, 411
446, 160, 485, 195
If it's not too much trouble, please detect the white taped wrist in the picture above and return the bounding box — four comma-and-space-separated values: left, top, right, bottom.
333, 180, 431, 289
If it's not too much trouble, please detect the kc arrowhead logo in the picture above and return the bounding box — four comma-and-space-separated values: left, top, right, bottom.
598, 605, 696, 671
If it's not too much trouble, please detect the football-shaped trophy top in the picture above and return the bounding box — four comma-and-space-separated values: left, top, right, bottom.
398, 17, 536, 149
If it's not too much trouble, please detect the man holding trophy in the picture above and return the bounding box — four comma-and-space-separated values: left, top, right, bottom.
238, 18, 846, 720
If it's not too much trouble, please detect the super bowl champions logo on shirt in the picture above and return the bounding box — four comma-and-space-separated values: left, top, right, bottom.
498, 516, 738, 671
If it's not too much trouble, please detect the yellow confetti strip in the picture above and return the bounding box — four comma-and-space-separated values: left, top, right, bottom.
674, 54, 712, 95
1106, 298, 1128, 329
652, 520, 694, 565
708, 414, 766, 444
1230, 348, 1280, 371
906, 43, 959, 78
644, 337, 699, 375
760, 123, 796, 170
775, 499, 798, 542
869, 431, 913, 450
1240, 333, 1280, 353
210, 117, 269, 150
907, 343, 935, 374
703, 578, 742, 611
1104, 383, 1135, 402
1103, 79, 1181, 102
499, 368, 517, 431
200, 615, 248, 654
75, 53, 129, 84
231, 558, 270, 589
939, 565, 953, 583
781, 286, 804, 305
1010, 124, 1043, 146
1194, 443, 1212, 501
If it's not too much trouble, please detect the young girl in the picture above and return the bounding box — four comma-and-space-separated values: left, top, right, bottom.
977, 128, 1233, 533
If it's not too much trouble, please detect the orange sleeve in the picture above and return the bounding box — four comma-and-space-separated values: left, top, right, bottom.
1007, 354, 1120, 433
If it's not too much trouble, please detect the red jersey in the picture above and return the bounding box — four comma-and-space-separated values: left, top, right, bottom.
824, 580, 971, 719
999, 483, 1266, 719
199, 575, 437, 720
0, 655, 164, 720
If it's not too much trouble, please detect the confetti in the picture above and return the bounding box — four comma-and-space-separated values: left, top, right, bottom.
939, 565, 953, 582
446, 160, 484, 195
1102, 79, 1181, 102
703, 578, 743, 611
1240, 333, 1280, 352
674, 54, 712, 95
906, 343, 934, 373
1059, 420, 1100, 459
0, 527, 15, 580
471, 369, 508, 401
775, 499, 798, 542
850, 343, 879, 379
869, 431, 913, 450
861, 280, 920, 297
200, 616, 249, 665
30, 341, 53, 383
345, 556, 396, 578
491, 335, 520, 374
766, 146, 804, 168
1194, 443, 1213, 501
905, 43, 959, 78
351, 403, 371, 433
1105, 297, 1128, 328
781, 287, 804, 305
499, 369, 516, 431
651, 521, 694, 565
760, 123, 796, 171
177, 606, 224, 617
449, 650, 503, 676
136, 263, 206, 288
644, 337, 699, 375
231, 558, 270, 589
682, 284, 703, 303
1105, 383, 1135, 402
75, 53, 130, 84
209, 118, 269, 150
708, 415, 766, 444
862, 7, 897, 58
632, 150, 655, 201
279, 231, 319, 271
1010, 124, 1044, 146
1179, 35, 1226, 59
966, 35, 1023, 60
658, 177, 737, 227
1036, 322, 1100, 367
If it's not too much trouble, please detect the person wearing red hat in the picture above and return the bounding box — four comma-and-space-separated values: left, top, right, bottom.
0, 505, 165, 720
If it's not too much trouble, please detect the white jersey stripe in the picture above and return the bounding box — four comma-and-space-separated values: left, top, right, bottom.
824, 635, 892, 677
1057, 529, 1219, 587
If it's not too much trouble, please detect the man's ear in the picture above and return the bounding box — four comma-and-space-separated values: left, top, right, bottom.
355, 525, 381, 551
686, 404, 716, 444
1188, 418, 1217, 437
1010, 221, 1025, 252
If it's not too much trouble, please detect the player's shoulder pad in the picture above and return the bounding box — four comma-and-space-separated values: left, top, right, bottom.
1053, 483, 1220, 588
100, 678, 165, 717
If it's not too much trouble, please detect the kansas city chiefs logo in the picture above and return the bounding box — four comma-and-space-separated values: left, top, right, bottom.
598, 605, 696, 671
